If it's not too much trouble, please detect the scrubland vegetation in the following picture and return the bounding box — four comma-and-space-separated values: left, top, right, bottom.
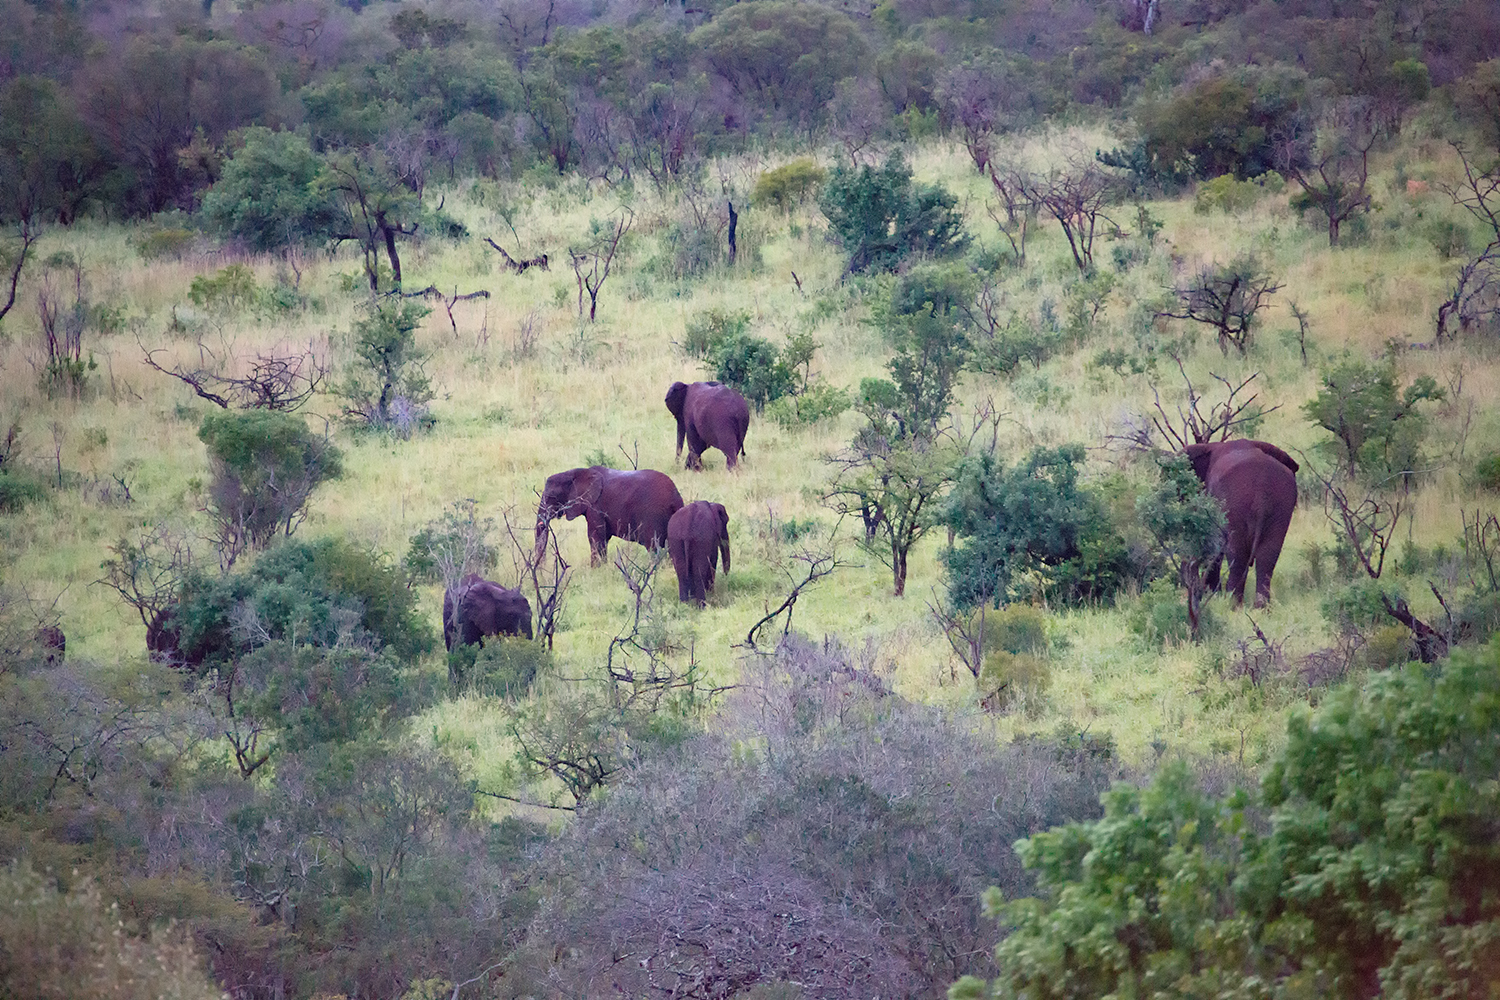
4, 0, 1500, 997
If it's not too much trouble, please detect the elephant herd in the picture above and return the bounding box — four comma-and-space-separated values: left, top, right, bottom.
444, 379, 1301, 655
444, 381, 749, 652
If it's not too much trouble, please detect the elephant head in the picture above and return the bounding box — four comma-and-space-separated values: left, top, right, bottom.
711, 501, 731, 574
665, 381, 690, 459
535, 466, 606, 562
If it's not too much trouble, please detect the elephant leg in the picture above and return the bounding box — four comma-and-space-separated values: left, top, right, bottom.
685, 427, 707, 471
1223, 533, 1253, 609
1251, 534, 1285, 609
586, 515, 610, 566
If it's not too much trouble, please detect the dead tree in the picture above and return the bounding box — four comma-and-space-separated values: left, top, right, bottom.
569, 210, 632, 322
1113, 355, 1278, 453
1435, 143, 1500, 340
499, 506, 571, 651
742, 544, 846, 651
986, 164, 1035, 266
1018, 158, 1118, 271
1159, 256, 1283, 355
1310, 464, 1406, 580
399, 284, 492, 337
0, 217, 41, 324
141, 337, 328, 412
1275, 97, 1383, 247
927, 591, 987, 682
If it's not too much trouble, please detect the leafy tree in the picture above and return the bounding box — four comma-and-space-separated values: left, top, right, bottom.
1302, 356, 1444, 478
335, 299, 436, 435
200, 128, 337, 252
943, 445, 1129, 610
753, 159, 827, 213
1134, 71, 1304, 181
198, 411, 343, 568
1277, 96, 1386, 247
710, 333, 796, 412
1159, 254, 1283, 356
317, 147, 423, 293
1135, 454, 1226, 642
818, 156, 968, 275
0, 861, 224, 1000
692, 0, 866, 126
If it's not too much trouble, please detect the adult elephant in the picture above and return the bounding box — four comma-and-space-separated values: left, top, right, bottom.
443, 574, 533, 650
668, 501, 731, 606
535, 466, 684, 566
665, 381, 749, 471
1183, 438, 1299, 609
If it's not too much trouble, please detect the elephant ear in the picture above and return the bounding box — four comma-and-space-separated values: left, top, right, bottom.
1182, 443, 1216, 483
664, 382, 689, 418
712, 502, 730, 539
1249, 440, 1300, 474
575, 466, 607, 510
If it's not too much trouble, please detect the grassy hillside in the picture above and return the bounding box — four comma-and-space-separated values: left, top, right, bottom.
4, 124, 1493, 793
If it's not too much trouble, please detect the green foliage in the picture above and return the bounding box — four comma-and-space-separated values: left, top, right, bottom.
1193, 172, 1282, 214
0, 861, 223, 1000
681, 309, 751, 359
165, 535, 433, 668
753, 159, 826, 212
1321, 578, 1402, 632
965, 644, 1500, 1000
188, 263, 258, 313
767, 381, 851, 428
449, 636, 550, 697
1136, 70, 1305, 181
710, 332, 796, 411
131, 229, 198, 262
198, 410, 343, 560
978, 650, 1051, 717
1135, 453, 1226, 642
0, 466, 47, 513
1128, 576, 1220, 646
404, 499, 497, 587
200, 127, 337, 252
984, 604, 1052, 657
1475, 451, 1500, 491
1303, 355, 1444, 477
858, 288, 971, 442
943, 446, 1128, 610
336, 299, 436, 436
818, 156, 968, 274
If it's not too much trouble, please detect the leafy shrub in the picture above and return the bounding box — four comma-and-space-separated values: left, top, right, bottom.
984, 603, 1051, 656
200, 126, 337, 252
1129, 576, 1219, 646
754, 159, 826, 212
944, 445, 1129, 609
710, 333, 796, 411
404, 499, 497, 588
0, 467, 47, 513
1193, 173, 1271, 214
1476, 451, 1500, 491
1303, 355, 1444, 477
680, 308, 751, 359
161, 535, 433, 668
0, 861, 223, 1000
766, 381, 850, 428
188, 264, 258, 313
978, 650, 1050, 716
449, 636, 550, 696
198, 410, 342, 564
1321, 578, 1400, 633
1358, 624, 1416, 671
335, 299, 435, 436
1457, 590, 1500, 644
818, 155, 968, 274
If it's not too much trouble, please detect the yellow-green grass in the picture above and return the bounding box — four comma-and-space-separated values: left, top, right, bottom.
2, 127, 1494, 812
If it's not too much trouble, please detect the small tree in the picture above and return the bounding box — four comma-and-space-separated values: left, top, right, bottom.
818, 156, 967, 275
1159, 255, 1283, 355
568, 210, 632, 322
405, 499, 498, 590
197, 410, 343, 569
1014, 157, 1118, 272
1302, 355, 1443, 478
200, 127, 337, 253
318, 147, 421, 293
336, 299, 435, 436
1277, 96, 1384, 247
1136, 454, 1227, 642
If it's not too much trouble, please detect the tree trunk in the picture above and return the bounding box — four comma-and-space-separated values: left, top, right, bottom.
727, 200, 738, 265
380, 219, 403, 288
892, 547, 907, 597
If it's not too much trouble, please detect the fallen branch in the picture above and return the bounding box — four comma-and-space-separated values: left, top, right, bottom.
1380, 592, 1448, 663
485, 239, 550, 273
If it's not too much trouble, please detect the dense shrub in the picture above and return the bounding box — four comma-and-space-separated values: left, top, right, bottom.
0, 467, 47, 513
159, 536, 434, 669
448, 636, 550, 696
0, 861, 223, 1000
198, 410, 343, 565
710, 332, 796, 410
818, 156, 967, 274
1303, 355, 1444, 478
200, 127, 337, 252
753, 159, 826, 212
529, 635, 1117, 997
335, 299, 436, 436
1128, 576, 1220, 646
944, 445, 1129, 609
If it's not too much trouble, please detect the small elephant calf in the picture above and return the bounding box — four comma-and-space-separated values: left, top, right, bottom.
668, 501, 731, 606
443, 574, 533, 650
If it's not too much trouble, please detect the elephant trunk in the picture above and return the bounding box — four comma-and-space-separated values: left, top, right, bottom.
720, 534, 731, 576
675, 415, 686, 460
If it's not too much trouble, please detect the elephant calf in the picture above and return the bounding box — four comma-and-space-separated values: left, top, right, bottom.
668, 501, 731, 606
443, 574, 533, 650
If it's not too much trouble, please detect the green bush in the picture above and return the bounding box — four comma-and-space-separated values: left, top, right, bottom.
753, 159, 826, 213
1321, 579, 1399, 633
1192, 172, 1280, 214
1457, 590, 1500, 645
766, 381, 850, 428
1358, 624, 1416, 671
1129, 576, 1219, 646
680, 308, 751, 359
0, 467, 47, 513
132, 228, 198, 262
710, 333, 796, 411
335, 299, 436, 436
188, 264, 259, 313
1475, 451, 1500, 491
984, 603, 1051, 656
818, 156, 967, 274
200, 126, 337, 252
0, 861, 223, 1000
450, 636, 550, 696
977, 650, 1050, 716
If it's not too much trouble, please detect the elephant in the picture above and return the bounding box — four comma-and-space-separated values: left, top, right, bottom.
668, 501, 731, 606
535, 466, 685, 566
1183, 438, 1299, 609
665, 381, 750, 471
443, 574, 533, 650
